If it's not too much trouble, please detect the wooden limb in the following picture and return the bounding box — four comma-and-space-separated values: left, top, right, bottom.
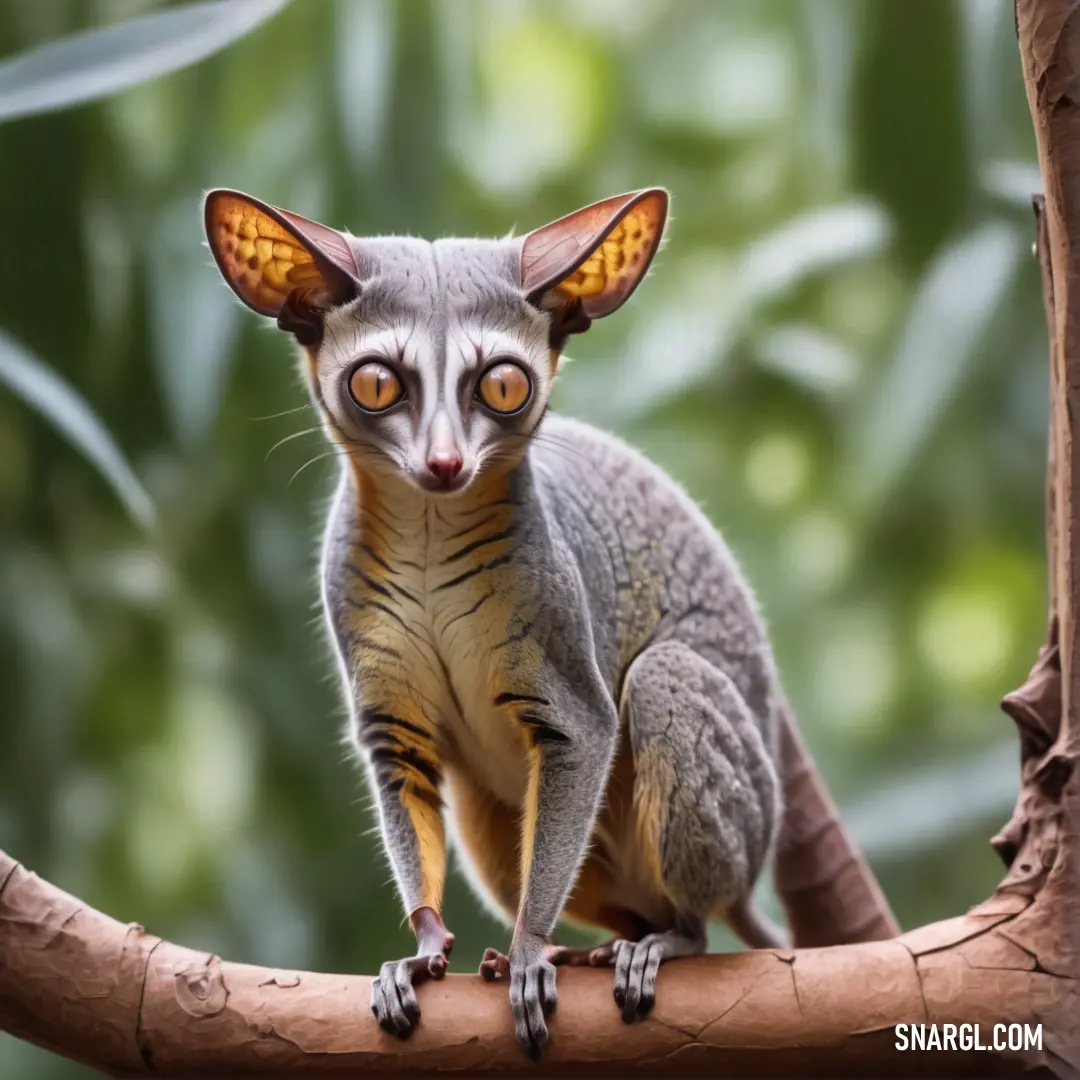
0, 847, 1075, 1078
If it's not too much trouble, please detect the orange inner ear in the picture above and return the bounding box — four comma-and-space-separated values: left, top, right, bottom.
553, 197, 664, 304
207, 194, 326, 316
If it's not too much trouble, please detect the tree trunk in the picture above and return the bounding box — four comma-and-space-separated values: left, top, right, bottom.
2, 0, 1079, 1075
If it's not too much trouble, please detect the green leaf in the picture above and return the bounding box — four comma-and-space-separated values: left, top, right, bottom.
847, 222, 1024, 508
0, 329, 155, 531
754, 323, 860, 400
571, 202, 890, 424
0, 0, 290, 124
735, 200, 891, 306
333, 0, 394, 172
148, 195, 240, 447
981, 159, 1043, 208
843, 741, 1019, 861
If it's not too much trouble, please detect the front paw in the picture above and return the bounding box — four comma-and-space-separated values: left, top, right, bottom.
482, 941, 558, 1059
370, 950, 449, 1038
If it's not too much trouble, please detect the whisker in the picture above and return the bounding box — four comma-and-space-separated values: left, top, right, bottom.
265, 426, 325, 461
530, 438, 582, 472
248, 402, 318, 421
531, 431, 589, 453
287, 449, 351, 487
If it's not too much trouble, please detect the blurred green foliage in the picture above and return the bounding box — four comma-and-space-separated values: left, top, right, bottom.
0, 1, 1048, 1075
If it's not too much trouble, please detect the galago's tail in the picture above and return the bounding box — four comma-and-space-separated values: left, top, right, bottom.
772, 700, 900, 946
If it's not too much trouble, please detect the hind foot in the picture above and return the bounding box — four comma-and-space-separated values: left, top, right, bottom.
611, 921, 706, 1022
545, 939, 620, 967
481, 939, 618, 976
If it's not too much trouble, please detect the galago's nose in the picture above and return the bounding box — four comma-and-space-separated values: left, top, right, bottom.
425, 411, 463, 487
427, 450, 463, 483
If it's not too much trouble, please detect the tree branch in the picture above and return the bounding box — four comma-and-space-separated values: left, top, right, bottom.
0, 847, 1074, 1078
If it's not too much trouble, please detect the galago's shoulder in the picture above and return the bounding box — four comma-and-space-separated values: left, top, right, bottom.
530, 413, 694, 512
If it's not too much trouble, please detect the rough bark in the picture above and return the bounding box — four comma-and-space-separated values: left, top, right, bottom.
3, 1, 1080, 1076
0, 847, 1072, 1078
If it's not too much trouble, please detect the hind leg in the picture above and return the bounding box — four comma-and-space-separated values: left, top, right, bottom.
612, 640, 780, 1022
444, 762, 656, 977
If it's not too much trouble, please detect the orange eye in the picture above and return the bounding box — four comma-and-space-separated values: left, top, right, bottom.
477, 362, 531, 414
348, 362, 403, 412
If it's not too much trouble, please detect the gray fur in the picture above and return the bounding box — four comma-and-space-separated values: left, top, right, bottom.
524, 419, 781, 927
622, 641, 778, 915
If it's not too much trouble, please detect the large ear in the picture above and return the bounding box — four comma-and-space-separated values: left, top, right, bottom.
203, 189, 360, 344
519, 188, 668, 338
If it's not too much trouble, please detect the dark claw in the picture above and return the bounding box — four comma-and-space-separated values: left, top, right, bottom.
371, 961, 410, 1037
510, 956, 558, 1059
612, 939, 632, 1009
394, 960, 421, 1026
370, 952, 448, 1038
612, 938, 660, 1022
484, 942, 559, 1059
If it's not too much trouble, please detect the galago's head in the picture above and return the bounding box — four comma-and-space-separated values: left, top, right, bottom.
204, 186, 667, 495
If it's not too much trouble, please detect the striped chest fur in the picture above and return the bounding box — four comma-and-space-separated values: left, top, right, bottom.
326, 471, 538, 807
